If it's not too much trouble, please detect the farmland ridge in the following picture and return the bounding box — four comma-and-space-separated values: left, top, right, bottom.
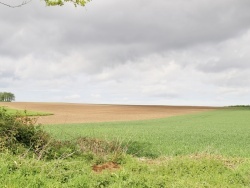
0, 102, 219, 124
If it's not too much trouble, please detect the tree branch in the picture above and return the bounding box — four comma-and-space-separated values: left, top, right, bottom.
0, 0, 32, 8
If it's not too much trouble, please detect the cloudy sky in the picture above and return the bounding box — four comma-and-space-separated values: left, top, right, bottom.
0, 0, 250, 106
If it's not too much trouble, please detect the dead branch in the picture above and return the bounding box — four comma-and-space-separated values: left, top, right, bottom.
0, 0, 32, 8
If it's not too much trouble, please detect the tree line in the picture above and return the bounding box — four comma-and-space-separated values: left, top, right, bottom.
0, 92, 15, 102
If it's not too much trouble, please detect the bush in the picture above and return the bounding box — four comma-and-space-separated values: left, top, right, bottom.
0, 108, 50, 155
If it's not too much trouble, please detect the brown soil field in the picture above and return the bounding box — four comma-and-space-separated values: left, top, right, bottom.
0, 102, 219, 125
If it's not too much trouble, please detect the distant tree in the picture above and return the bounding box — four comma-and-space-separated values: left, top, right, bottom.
0, 92, 15, 102
0, 0, 90, 8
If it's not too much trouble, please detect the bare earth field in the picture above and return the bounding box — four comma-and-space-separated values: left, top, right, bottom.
0, 102, 219, 124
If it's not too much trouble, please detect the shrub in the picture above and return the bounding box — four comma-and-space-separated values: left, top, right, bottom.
0, 108, 50, 155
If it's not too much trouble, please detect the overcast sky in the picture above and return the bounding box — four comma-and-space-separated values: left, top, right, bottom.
1, 0, 250, 106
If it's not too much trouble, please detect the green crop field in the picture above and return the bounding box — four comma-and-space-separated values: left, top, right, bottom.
45, 109, 250, 158
0, 107, 53, 116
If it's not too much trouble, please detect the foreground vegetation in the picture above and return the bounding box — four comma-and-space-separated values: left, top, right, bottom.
1, 152, 250, 187
1, 108, 250, 187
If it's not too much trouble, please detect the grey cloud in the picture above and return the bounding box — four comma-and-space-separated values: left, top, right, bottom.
0, 69, 15, 79
1, 0, 250, 67
209, 70, 250, 88
56, 0, 250, 72
146, 91, 179, 99
196, 56, 250, 73
192, 30, 250, 73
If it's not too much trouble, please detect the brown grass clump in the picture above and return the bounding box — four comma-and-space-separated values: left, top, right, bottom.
92, 162, 120, 173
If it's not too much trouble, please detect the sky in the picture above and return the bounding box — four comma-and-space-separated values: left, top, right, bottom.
0, 0, 250, 106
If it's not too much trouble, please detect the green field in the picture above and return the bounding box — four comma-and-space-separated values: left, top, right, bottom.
1, 108, 250, 187
45, 109, 250, 158
0, 107, 53, 116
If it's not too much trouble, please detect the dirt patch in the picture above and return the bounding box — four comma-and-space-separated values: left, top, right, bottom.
0, 102, 220, 124
92, 162, 120, 173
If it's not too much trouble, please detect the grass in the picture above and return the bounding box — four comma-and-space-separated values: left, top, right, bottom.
0, 106, 53, 116
1, 152, 250, 187
44, 108, 250, 158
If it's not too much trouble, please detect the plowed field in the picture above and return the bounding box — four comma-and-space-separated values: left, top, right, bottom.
0, 102, 218, 124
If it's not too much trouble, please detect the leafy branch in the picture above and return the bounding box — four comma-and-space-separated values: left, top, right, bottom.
0, 0, 90, 7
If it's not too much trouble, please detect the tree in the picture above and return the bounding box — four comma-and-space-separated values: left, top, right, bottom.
0, 92, 15, 102
0, 0, 90, 8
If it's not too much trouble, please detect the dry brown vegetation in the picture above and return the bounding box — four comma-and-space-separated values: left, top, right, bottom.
92, 162, 120, 173
0, 102, 219, 124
